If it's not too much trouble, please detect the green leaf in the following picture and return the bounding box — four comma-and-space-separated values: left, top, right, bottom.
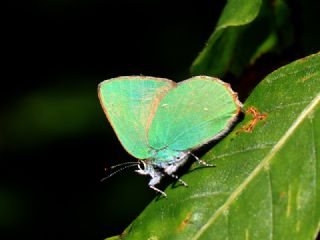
105, 236, 121, 240
191, 0, 294, 77
107, 53, 320, 239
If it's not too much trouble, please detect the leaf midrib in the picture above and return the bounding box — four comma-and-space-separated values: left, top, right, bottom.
191, 93, 320, 239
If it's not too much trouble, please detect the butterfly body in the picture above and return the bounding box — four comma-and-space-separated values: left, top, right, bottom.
98, 76, 242, 197
135, 149, 189, 196
151, 148, 187, 166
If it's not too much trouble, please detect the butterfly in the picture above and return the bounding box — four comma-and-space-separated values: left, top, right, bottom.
98, 76, 242, 197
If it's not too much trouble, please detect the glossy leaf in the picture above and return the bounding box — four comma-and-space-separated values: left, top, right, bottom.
191, 0, 293, 77
106, 53, 320, 239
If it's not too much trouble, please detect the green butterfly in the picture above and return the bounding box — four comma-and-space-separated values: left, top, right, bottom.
98, 76, 242, 197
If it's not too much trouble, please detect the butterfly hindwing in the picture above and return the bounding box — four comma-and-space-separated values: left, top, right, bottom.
147, 76, 241, 151
98, 76, 176, 159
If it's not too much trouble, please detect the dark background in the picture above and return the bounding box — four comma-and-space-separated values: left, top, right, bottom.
1, 1, 225, 239
1, 0, 319, 240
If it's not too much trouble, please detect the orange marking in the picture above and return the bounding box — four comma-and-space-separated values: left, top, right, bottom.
280, 191, 287, 199
177, 212, 192, 232
241, 107, 267, 133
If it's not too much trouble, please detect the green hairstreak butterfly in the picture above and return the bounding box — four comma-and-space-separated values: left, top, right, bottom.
98, 76, 242, 197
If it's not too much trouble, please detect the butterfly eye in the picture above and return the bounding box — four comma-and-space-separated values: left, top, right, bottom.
138, 161, 146, 170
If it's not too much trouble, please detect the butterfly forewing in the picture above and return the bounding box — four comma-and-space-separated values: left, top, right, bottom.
147, 76, 241, 151
98, 76, 176, 159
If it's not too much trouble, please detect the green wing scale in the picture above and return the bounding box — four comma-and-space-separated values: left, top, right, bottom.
98, 76, 175, 159
147, 76, 241, 151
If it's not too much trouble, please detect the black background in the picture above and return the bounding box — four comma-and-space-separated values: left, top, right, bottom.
1, 0, 319, 240
2, 1, 225, 239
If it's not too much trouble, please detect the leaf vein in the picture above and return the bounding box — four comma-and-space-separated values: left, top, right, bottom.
264, 100, 312, 112
211, 143, 274, 160
191, 93, 320, 239
266, 63, 319, 83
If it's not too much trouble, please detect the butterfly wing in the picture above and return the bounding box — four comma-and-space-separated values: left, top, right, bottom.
98, 76, 176, 159
147, 76, 241, 151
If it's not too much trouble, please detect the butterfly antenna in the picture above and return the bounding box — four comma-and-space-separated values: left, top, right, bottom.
189, 152, 214, 167
101, 163, 139, 182
108, 161, 139, 169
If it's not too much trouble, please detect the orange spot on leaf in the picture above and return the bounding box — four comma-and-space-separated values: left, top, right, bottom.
240, 107, 267, 133
177, 212, 192, 232
280, 191, 287, 199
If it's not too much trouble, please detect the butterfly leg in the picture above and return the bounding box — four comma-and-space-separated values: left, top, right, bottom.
149, 176, 167, 197
189, 152, 214, 167
163, 164, 188, 187
150, 185, 167, 197
168, 173, 188, 187
135, 161, 167, 197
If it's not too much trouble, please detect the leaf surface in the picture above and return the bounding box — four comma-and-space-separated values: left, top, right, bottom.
191, 0, 293, 77
107, 53, 320, 239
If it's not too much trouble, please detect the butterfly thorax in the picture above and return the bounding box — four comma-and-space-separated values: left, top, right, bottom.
149, 148, 189, 175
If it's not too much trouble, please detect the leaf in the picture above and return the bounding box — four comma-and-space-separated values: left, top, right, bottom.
191, 0, 294, 77
106, 53, 320, 239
